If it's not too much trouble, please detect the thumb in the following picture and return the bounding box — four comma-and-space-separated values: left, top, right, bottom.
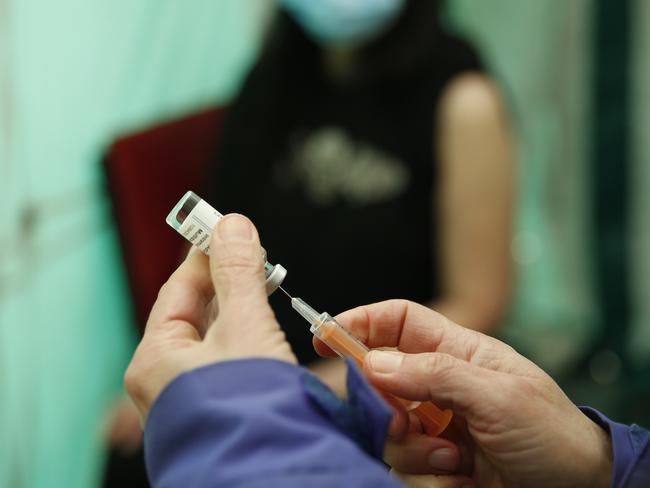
365, 350, 494, 417
209, 214, 270, 323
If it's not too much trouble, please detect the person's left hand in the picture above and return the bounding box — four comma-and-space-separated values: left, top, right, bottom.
392, 473, 475, 488
104, 394, 143, 453
125, 214, 296, 421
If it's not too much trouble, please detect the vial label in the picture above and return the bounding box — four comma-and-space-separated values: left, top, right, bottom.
178, 199, 223, 254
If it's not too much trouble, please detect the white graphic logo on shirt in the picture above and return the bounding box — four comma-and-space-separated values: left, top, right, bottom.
274, 126, 410, 206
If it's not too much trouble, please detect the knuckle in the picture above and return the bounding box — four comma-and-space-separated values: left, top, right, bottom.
154, 279, 189, 308
214, 243, 263, 275
387, 298, 410, 309
419, 353, 452, 375
387, 298, 413, 318
415, 354, 457, 394
156, 279, 173, 301
123, 364, 142, 399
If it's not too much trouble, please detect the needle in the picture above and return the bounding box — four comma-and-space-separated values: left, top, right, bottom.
279, 286, 320, 326
278, 285, 293, 300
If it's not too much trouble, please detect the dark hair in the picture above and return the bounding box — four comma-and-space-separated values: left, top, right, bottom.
265, 1, 446, 82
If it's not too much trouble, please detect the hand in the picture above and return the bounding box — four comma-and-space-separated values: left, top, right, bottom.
125, 214, 296, 420
317, 300, 612, 487
392, 473, 475, 488
104, 395, 143, 453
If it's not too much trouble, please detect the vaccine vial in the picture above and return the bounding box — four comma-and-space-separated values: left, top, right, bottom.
166, 191, 287, 295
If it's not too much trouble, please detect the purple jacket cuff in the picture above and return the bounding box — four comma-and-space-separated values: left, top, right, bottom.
580, 406, 650, 488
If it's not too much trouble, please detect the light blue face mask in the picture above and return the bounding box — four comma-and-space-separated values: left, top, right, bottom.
281, 0, 406, 46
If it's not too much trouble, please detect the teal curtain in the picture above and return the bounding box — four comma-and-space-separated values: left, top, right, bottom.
0, 2, 268, 487
629, 0, 650, 369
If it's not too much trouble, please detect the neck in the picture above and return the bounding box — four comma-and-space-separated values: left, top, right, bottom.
322, 45, 360, 85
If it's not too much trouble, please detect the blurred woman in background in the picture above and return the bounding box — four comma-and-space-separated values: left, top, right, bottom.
211, 0, 516, 382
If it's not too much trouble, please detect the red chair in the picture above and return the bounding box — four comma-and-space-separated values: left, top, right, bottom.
104, 107, 228, 331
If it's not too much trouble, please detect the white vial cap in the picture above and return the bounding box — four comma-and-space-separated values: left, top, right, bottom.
265, 264, 287, 295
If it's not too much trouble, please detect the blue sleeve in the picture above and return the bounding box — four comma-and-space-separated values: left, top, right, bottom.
143, 358, 404, 488
581, 407, 650, 488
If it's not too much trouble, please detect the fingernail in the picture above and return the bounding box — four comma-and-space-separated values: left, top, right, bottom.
369, 351, 403, 373
218, 214, 253, 241
428, 447, 459, 472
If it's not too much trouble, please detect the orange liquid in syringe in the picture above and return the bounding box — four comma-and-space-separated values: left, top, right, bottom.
317, 320, 453, 437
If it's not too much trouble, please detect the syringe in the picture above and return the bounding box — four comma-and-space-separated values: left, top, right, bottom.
165, 192, 452, 436
284, 289, 453, 437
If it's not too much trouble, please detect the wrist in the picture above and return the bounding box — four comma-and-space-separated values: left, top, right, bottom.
582, 416, 613, 487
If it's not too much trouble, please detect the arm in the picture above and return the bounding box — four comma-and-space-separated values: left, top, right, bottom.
125, 215, 405, 488
433, 73, 516, 333
145, 359, 403, 488
581, 407, 650, 488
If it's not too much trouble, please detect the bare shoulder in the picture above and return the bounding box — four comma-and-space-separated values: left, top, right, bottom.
437, 72, 509, 129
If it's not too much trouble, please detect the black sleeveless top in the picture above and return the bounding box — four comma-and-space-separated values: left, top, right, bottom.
211, 32, 482, 364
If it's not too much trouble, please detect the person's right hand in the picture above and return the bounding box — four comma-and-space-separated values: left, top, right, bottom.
316, 299, 613, 487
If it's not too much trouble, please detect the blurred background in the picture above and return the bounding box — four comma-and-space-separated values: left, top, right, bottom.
1, 1, 648, 487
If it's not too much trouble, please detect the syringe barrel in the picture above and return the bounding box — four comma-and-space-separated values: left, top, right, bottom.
311, 314, 453, 437
311, 313, 369, 366
166, 191, 286, 295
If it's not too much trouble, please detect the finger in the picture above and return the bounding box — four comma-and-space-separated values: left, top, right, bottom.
380, 392, 410, 442
365, 350, 497, 416
391, 472, 475, 488
336, 300, 474, 355
145, 249, 213, 340
337, 299, 511, 363
385, 434, 461, 475
208, 214, 274, 329
313, 336, 337, 358
437, 416, 475, 476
